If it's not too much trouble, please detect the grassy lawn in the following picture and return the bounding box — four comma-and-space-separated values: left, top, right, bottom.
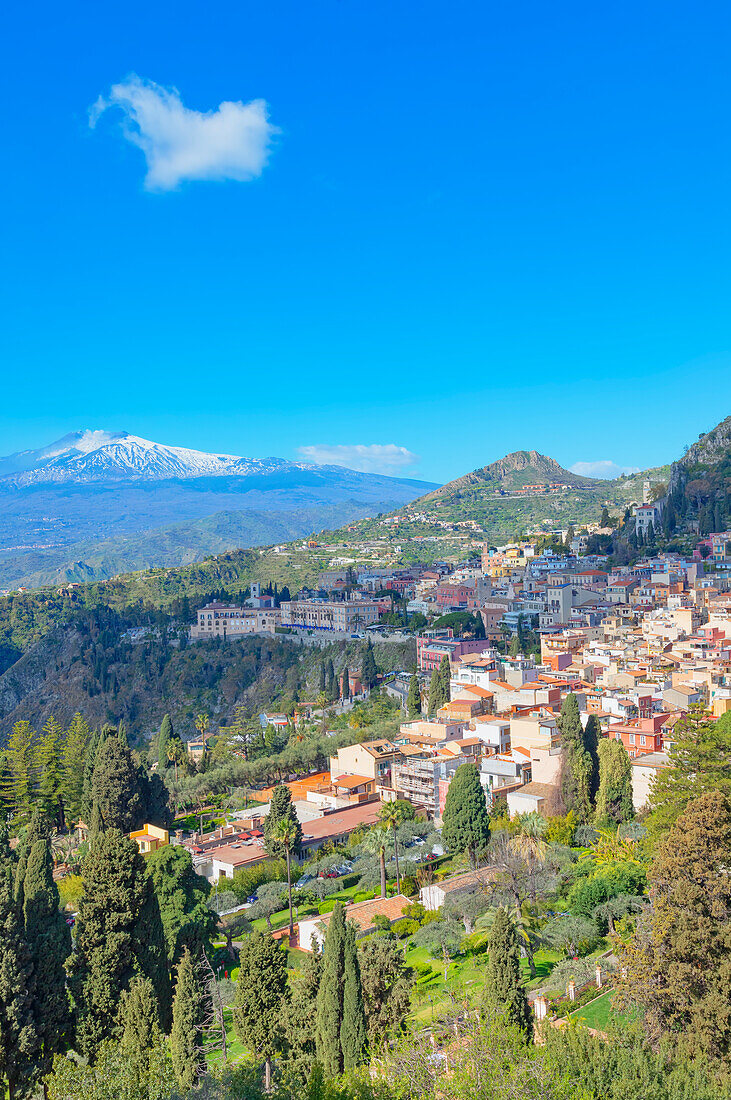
569, 989, 627, 1032
405, 942, 561, 1024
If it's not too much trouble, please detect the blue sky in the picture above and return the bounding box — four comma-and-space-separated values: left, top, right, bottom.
2, 0, 731, 484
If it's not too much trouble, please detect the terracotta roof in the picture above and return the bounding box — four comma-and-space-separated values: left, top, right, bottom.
302, 801, 381, 842
312, 894, 411, 933
509, 782, 558, 800
332, 774, 375, 789
434, 869, 496, 895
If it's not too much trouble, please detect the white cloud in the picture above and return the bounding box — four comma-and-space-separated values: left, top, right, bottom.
90, 75, 276, 190
570, 459, 641, 479
298, 444, 420, 476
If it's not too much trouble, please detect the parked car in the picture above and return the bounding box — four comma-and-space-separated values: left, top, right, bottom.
295, 875, 314, 889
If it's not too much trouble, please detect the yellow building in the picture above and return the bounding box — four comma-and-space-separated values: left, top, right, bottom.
130, 823, 169, 854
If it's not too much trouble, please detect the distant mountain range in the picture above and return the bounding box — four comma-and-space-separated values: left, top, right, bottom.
0, 430, 437, 587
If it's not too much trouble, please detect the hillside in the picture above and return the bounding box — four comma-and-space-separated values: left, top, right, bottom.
421, 450, 596, 501
0, 500, 399, 590
662, 414, 731, 535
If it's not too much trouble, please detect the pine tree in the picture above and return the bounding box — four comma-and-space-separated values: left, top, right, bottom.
234, 931, 289, 1091
407, 673, 421, 717
61, 712, 90, 825
647, 708, 731, 832
38, 716, 64, 829
595, 738, 634, 825
69, 828, 165, 1058
483, 907, 533, 1040
340, 921, 368, 1069
3, 720, 37, 822
558, 693, 593, 822
316, 903, 347, 1077
171, 948, 205, 1090
441, 763, 491, 868
22, 838, 72, 1077
341, 666, 350, 700
158, 714, 173, 769
264, 783, 303, 858
0, 829, 39, 1100
616, 791, 731, 1061
360, 639, 378, 690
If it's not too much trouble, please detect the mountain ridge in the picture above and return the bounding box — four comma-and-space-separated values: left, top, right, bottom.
0, 429, 391, 486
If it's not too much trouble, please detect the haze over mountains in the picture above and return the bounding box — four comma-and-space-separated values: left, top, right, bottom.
0, 430, 436, 588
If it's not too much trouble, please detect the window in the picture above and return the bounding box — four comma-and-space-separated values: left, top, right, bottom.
629, 734, 635, 745
640, 734, 646, 746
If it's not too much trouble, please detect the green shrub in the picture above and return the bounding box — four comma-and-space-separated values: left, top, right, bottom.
390, 918, 419, 938
57, 874, 83, 910
567, 862, 646, 917
231, 859, 287, 901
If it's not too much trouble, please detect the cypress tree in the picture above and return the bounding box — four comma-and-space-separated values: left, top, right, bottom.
360, 639, 378, 690
69, 828, 166, 1058
171, 948, 205, 1090
558, 693, 593, 822
595, 738, 634, 825
428, 653, 451, 715
22, 838, 72, 1076
133, 870, 173, 1031
407, 673, 421, 717
316, 903, 347, 1077
441, 762, 491, 868
80, 728, 99, 824
264, 783, 303, 858
119, 975, 161, 1067
483, 907, 533, 1040
90, 736, 145, 833
583, 713, 601, 805
158, 714, 173, 769
342, 666, 350, 700
14, 811, 51, 909
234, 930, 289, 1091
340, 921, 368, 1069
318, 663, 326, 693
0, 829, 39, 1100
284, 945, 321, 1085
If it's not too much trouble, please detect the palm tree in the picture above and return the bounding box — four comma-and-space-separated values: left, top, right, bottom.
379, 801, 406, 895
195, 713, 210, 745
362, 825, 390, 898
510, 812, 549, 862
167, 738, 184, 782
271, 817, 298, 936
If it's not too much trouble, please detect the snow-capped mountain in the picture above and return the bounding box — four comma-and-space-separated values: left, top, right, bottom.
0, 430, 436, 589
0, 430, 321, 486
